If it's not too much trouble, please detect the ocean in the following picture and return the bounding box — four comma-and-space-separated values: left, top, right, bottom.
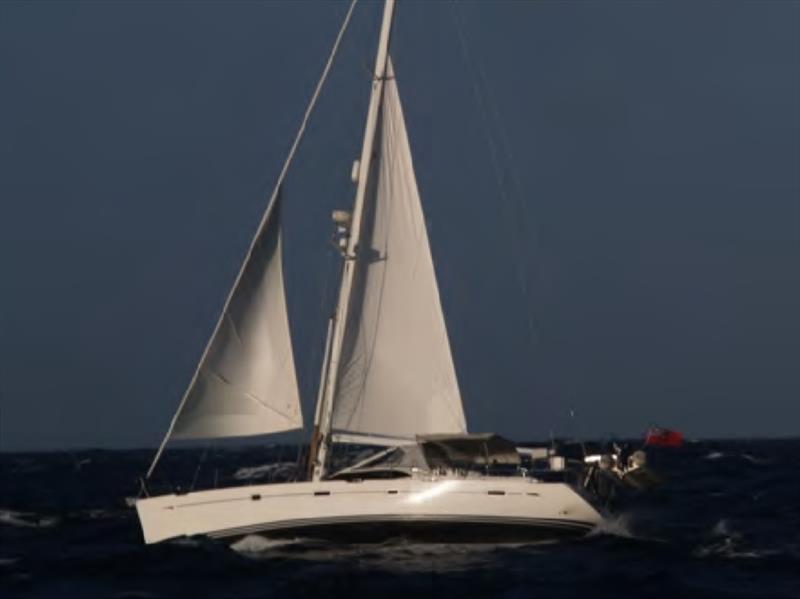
1, 439, 798, 598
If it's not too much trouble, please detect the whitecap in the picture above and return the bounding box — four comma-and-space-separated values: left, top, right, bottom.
694, 538, 779, 560
74, 458, 92, 470
588, 514, 635, 539
0, 509, 59, 528
230, 534, 302, 554
704, 451, 726, 460
693, 519, 779, 560
712, 518, 735, 537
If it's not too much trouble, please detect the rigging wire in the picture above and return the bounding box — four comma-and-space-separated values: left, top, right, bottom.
453, 2, 578, 435
189, 444, 210, 492
451, 0, 544, 348
145, 0, 360, 480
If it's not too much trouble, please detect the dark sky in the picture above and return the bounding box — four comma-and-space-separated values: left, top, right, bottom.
1, 1, 798, 451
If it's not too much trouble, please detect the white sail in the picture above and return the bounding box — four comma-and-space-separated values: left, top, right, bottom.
331, 58, 467, 438
171, 198, 302, 439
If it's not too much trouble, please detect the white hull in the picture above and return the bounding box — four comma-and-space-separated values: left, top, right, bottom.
136, 476, 603, 544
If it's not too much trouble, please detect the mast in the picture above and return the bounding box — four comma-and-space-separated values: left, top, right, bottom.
309, 0, 396, 481
306, 316, 333, 479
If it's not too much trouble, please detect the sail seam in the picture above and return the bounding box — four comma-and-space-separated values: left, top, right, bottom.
226, 313, 244, 348
203, 368, 297, 425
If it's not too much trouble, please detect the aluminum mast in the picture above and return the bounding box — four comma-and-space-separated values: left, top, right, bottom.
308, 0, 396, 481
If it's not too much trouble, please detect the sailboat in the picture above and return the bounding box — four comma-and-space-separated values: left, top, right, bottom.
136, 0, 604, 545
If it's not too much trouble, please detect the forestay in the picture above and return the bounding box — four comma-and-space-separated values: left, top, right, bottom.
331, 58, 466, 438
171, 199, 302, 439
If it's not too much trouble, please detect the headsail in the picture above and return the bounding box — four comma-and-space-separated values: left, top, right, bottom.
147, 0, 354, 480
170, 196, 302, 439
331, 58, 467, 438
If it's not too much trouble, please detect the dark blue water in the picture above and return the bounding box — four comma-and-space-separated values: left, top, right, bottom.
2, 440, 799, 598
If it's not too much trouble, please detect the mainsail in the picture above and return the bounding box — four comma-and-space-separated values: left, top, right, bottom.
170, 197, 302, 439
330, 58, 467, 439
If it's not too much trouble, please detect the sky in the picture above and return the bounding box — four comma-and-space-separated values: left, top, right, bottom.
0, 1, 798, 451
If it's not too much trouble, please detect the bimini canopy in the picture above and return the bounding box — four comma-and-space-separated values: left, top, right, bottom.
417, 433, 520, 469
329, 433, 520, 480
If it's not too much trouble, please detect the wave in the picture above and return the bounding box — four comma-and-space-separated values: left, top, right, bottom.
694, 519, 782, 560
365, 541, 522, 573
704, 451, 726, 460
74, 508, 120, 520
741, 453, 771, 465
703, 452, 771, 465
168, 537, 204, 548
694, 539, 779, 560
229, 534, 305, 554
0, 508, 59, 529
588, 515, 635, 539
0, 557, 20, 567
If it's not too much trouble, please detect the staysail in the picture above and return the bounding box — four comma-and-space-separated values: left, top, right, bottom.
331, 58, 467, 438
169, 197, 302, 439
